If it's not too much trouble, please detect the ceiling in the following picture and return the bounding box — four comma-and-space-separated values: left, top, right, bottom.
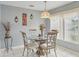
0, 1, 73, 11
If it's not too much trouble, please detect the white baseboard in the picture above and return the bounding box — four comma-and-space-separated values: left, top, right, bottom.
0, 45, 24, 51
12, 45, 24, 49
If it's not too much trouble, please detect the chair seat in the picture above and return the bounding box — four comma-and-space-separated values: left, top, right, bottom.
24, 42, 38, 49
40, 43, 55, 49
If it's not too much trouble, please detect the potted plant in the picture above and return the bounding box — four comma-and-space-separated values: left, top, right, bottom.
39, 24, 45, 37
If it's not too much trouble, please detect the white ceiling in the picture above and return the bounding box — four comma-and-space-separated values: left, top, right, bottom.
0, 1, 73, 11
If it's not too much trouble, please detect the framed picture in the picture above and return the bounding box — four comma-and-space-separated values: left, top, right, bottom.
22, 13, 27, 26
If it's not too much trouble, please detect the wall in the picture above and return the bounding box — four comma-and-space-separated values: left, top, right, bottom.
0, 5, 1, 48
0, 5, 1, 20
0, 5, 42, 48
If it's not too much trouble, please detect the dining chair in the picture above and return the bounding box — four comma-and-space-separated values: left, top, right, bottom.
29, 29, 38, 39
20, 31, 35, 56
41, 30, 58, 57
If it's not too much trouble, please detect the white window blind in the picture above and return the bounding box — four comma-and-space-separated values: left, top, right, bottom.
50, 11, 79, 44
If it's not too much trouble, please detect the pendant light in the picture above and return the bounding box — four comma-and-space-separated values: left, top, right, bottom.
41, 1, 50, 19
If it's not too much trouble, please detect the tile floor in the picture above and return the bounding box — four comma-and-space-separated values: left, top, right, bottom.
0, 45, 79, 57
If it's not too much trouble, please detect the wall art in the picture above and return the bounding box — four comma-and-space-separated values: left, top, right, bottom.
22, 13, 27, 26
15, 16, 18, 23
30, 14, 33, 20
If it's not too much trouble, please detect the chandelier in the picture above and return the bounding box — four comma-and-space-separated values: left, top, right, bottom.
41, 1, 50, 19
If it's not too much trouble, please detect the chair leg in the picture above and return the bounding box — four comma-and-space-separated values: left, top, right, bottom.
48, 49, 50, 53
32, 49, 34, 53
54, 48, 57, 57
22, 47, 25, 56
46, 50, 48, 57
10, 37, 13, 50
27, 48, 29, 56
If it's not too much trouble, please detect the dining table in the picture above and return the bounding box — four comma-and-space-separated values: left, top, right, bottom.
35, 38, 47, 57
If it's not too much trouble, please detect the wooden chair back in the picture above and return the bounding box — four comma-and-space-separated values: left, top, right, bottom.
20, 31, 28, 45
47, 30, 58, 48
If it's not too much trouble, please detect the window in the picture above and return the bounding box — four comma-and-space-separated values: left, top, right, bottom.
50, 15, 63, 40
50, 11, 79, 44
63, 12, 79, 44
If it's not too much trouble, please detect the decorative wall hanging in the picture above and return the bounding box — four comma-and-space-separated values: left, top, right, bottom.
2, 22, 13, 52
15, 16, 18, 23
22, 13, 27, 26
30, 14, 33, 20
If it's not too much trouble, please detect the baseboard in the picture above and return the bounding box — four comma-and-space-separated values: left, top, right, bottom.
12, 45, 24, 49
0, 45, 24, 51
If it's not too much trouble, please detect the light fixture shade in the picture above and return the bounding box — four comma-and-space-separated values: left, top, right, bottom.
41, 11, 50, 19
